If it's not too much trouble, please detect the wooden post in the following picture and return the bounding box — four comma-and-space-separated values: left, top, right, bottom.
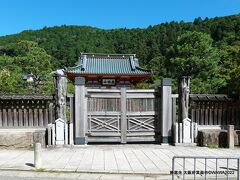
179, 76, 191, 122
48, 103, 53, 124
121, 87, 127, 144
75, 77, 87, 145
161, 78, 172, 144
0, 109, 2, 127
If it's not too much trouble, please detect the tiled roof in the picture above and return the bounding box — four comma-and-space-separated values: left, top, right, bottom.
65, 53, 152, 75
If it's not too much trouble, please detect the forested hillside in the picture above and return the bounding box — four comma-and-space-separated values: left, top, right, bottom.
0, 14, 240, 95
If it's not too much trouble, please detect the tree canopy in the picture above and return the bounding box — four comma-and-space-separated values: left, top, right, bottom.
0, 40, 56, 94
0, 14, 240, 95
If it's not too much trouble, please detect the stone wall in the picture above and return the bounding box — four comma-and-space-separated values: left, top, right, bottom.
198, 129, 240, 147
0, 129, 46, 148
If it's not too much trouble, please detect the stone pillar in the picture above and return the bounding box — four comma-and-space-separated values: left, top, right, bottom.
75, 77, 87, 145
120, 87, 127, 143
34, 143, 41, 169
179, 76, 190, 122
54, 70, 67, 121
228, 125, 234, 148
183, 118, 191, 143
55, 118, 65, 145
161, 78, 172, 144
54, 69, 67, 145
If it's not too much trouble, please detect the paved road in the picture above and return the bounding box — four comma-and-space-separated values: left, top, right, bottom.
0, 144, 239, 175
0, 145, 239, 179
0, 171, 230, 180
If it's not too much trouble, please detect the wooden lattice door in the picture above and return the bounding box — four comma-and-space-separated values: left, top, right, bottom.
86, 89, 159, 143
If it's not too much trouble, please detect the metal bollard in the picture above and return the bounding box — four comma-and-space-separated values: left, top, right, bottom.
34, 143, 42, 168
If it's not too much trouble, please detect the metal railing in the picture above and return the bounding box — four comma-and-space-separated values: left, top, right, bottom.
172, 156, 240, 180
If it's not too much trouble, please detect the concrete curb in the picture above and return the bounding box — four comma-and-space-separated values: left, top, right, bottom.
0, 167, 170, 176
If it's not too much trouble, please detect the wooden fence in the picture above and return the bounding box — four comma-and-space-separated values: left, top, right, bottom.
190, 94, 240, 127
0, 95, 54, 128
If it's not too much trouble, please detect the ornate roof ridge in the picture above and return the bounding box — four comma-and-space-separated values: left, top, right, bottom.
80, 52, 136, 59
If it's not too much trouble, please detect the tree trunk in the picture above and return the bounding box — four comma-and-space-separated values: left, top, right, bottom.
178, 76, 190, 122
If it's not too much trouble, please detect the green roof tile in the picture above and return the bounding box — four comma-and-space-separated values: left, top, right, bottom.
65, 53, 152, 75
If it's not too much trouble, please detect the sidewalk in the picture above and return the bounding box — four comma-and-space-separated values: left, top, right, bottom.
0, 145, 239, 179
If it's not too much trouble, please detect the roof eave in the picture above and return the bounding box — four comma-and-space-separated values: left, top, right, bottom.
65, 72, 152, 77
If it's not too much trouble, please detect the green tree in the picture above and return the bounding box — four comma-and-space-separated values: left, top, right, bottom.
0, 14, 240, 94
170, 31, 224, 93
220, 45, 240, 95
0, 69, 16, 93
0, 40, 56, 94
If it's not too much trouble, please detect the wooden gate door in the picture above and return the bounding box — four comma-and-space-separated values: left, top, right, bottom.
126, 89, 159, 142
87, 89, 122, 142
86, 88, 159, 143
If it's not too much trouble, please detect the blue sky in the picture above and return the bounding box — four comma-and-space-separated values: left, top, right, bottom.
0, 0, 240, 36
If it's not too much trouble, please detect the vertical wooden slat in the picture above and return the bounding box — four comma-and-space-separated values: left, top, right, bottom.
2, 109, 7, 127
226, 103, 230, 125
7, 109, 13, 127
34, 108, 38, 127
18, 109, 23, 127
43, 109, 48, 127
231, 104, 235, 125
0, 109, 2, 127
237, 103, 240, 128
194, 102, 200, 123
200, 102, 204, 125
0, 98, 53, 128
191, 109, 195, 123
23, 109, 28, 127
13, 109, 18, 127
234, 104, 237, 125
235, 103, 240, 127
223, 103, 227, 125
218, 103, 223, 125
209, 102, 213, 125
214, 102, 218, 125
48, 103, 53, 124
29, 109, 33, 127
39, 109, 43, 127
34, 108, 37, 126
205, 102, 209, 125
